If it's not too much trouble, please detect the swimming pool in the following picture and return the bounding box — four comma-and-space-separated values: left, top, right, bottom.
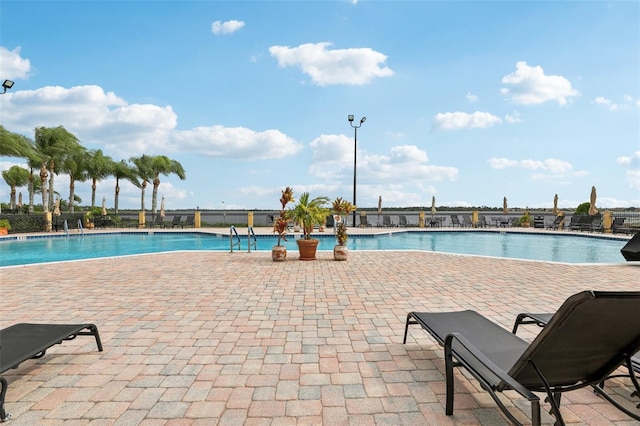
0, 230, 629, 267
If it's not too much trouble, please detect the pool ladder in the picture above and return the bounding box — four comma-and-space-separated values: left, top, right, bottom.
62, 219, 85, 237
229, 226, 257, 253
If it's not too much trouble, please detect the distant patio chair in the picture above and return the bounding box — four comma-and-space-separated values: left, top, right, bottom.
359, 215, 372, 228
170, 215, 182, 228
181, 215, 195, 228
449, 215, 462, 227
547, 215, 564, 230
382, 215, 394, 227
398, 215, 408, 227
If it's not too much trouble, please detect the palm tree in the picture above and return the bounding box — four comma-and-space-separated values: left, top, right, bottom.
26, 155, 43, 213
111, 160, 139, 215
60, 147, 89, 213
149, 156, 186, 214
130, 155, 154, 212
34, 126, 81, 212
86, 149, 114, 208
0, 125, 38, 158
2, 166, 30, 211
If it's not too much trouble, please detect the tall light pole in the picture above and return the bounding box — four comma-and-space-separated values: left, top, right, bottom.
348, 115, 366, 227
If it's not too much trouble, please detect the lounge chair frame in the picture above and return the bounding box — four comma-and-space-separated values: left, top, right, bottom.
0, 323, 103, 422
403, 291, 640, 426
513, 312, 640, 420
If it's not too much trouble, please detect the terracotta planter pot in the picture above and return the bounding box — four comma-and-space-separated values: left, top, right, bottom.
296, 239, 319, 261
272, 245, 287, 262
0, 228, 8, 235
333, 244, 348, 261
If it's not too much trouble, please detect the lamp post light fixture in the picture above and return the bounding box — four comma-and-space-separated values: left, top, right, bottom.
1, 80, 14, 94
348, 114, 366, 227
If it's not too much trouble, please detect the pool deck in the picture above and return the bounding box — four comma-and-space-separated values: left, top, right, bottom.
1, 227, 639, 425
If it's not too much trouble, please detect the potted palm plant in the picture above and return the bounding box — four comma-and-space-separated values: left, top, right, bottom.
331, 197, 356, 261
272, 187, 294, 261
0, 219, 11, 235
289, 192, 329, 260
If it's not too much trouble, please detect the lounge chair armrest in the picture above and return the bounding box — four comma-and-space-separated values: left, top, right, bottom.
445, 332, 539, 402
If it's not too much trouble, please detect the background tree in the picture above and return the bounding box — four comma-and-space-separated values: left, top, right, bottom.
149, 155, 186, 214
131, 155, 154, 212
0, 125, 38, 158
61, 147, 89, 213
86, 149, 114, 208
111, 160, 140, 215
34, 126, 81, 212
2, 166, 30, 211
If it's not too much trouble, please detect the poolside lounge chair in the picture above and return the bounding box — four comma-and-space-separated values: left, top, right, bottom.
569, 215, 591, 231
589, 217, 604, 232
181, 215, 195, 228
621, 232, 640, 261
547, 215, 564, 230
512, 312, 640, 419
398, 215, 408, 227
477, 215, 489, 228
382, 215, 394, 227
403, 290, 640, 425
462, 215, 473, 228
0, 323, 103, 421
450, 215, 462, 227
359, 215, 372, 228
146, 214, 164, 228
170, 215, 182, 228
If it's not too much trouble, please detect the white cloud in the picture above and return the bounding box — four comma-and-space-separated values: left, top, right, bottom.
500, 61, 579, 105
1, 85, 176, 156
466, 91, 478, 102
172, 126, 303, 160
504, 111, 522, 124
487, 158, 519, 169
268, 42, 394, 86
309, 137, 457, 184
0, 46, 32, 80
489, 157, 573, 173
617, 151, 640, 190
432, 111, 502, 131
0, 84, 301, 161
592, 96, 629, 111
211, 20, 245, 35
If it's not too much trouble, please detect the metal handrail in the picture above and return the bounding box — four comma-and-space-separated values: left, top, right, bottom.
230, 226, 241, 252
78, 219, 84, 236
248, 227, 257, 252
63, 220, 69, 236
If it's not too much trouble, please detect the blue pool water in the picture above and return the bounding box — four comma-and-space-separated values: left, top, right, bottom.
0, 230, 628, 267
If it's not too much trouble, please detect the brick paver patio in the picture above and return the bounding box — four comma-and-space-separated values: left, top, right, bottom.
1, 242, 639, 424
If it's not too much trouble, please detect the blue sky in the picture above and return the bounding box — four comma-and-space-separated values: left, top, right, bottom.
1, 0, 639, 212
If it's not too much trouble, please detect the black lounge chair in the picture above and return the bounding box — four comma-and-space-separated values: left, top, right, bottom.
403, 290, 640, 425
547, 215, 564, 230
621, 231, 640, 261
181, 215, 195, 228
0, 323, 103, 421
512, 311, 640, 419
170, 215, 182, 228
450, 215, 462, 227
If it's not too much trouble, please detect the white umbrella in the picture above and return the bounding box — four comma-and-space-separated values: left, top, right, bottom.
101, 196, 107, 216
53, 198, 61, 216
160, 196, 165, 218
17, 192, 22, 209
552, 193, 558, 215
588, 186, 598, 215
503, 197, 508, 215
431, 196, 437, 216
